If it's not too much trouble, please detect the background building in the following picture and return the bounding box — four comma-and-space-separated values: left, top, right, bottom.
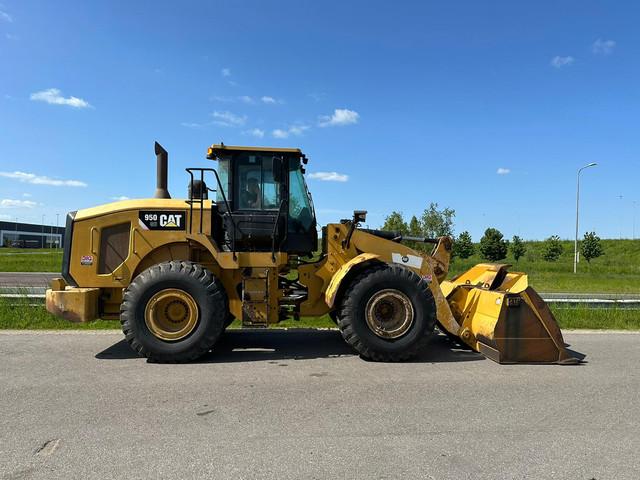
0, 221, 65, 248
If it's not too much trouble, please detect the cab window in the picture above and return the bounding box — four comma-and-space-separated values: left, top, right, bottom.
235, 154, 281, 210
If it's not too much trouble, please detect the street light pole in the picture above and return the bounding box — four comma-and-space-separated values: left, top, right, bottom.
574, 163, 597, 274
41, 214, 45, 248
633, 201, 637, 240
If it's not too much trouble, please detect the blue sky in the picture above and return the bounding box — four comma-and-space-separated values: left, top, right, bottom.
1, 0, 639, 240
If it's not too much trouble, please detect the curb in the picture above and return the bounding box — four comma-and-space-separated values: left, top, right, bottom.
1, 328, 639, 335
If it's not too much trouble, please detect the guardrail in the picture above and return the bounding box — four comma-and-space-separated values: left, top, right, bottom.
2, 289, 640, 309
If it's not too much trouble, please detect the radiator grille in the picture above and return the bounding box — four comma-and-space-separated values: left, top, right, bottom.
98, 222, 131, 274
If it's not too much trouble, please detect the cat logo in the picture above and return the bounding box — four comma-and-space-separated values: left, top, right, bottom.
138, 210, 186, 231
160, 214, 181, 228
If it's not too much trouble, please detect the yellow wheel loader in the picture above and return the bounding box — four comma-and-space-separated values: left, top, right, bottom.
46, 142, 579, 364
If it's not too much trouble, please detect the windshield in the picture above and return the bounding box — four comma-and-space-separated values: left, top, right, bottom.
288, 158, 315, 233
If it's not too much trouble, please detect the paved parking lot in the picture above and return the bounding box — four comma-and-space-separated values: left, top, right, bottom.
1, 330, 638, 479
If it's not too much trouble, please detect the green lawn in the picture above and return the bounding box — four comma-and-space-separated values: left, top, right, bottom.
0, 248, 63, 272
1, 297, 638, 331
449, 239, 640, 293
3, 239, 639, 292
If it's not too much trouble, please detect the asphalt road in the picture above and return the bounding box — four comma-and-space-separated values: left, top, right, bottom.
1, 330, 638, 479
0, 272, 58, 288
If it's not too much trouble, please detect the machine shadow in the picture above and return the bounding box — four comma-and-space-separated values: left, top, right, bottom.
95, 330, 485, 364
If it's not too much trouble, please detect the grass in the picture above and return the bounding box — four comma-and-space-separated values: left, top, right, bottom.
0, 297, 119, 330
449, 238, 640, 293
3, 239, 640, 292
554, 306, 640, 330
2, 297, 638, 331
1, 239, 638, 332
0, 248, 63, 272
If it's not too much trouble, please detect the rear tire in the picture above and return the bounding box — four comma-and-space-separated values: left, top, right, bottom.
336, 264, 436, 361
121, 261, 227, 363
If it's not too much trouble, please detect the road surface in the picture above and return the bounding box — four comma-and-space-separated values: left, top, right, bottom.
2, 272, 639, 309
0, 272, 58, 288
0, 330, 638, 479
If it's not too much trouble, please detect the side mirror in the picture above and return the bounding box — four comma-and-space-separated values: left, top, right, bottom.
272, 156, 284, 183
353, 210, 367, 224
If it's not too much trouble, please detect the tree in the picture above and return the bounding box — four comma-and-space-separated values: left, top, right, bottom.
382, 211, 408, 233
479, 228, 508, 261
453, 231, 474, 259
406, 215, 423, 250
511, 235, 526, 263
420, 203, 455, 238
543, 235, 564, 262
581, 231, 604, 263
408, 215, 421, 237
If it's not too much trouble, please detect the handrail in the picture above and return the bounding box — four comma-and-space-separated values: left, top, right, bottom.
185, 167, 237, 260
270, 198, 287, 262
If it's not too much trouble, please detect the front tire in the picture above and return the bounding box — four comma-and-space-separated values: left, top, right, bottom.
121, 261, 227, 362
336, 264, 436, 361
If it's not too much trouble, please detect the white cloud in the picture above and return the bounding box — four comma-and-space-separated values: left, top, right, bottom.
180, 122, 205, 128
550, 56, 574, 68
244, 128, 265, 138
1, 199, 38, 208
111, 196, 130, 201
272, 125, 309, 139
239, 95, 255, 104
288, 125, 309, 135
30, 88, 91, 108
496, 168, 511, 175
22, 193, 31, 197
210, 95, 234, 103
272, 129, 289, 139
212, 110, 247, 127
0, 171, 88, 187
318, 108, 360, 127
0, 10, 12, 22
221, 67, 231, 77
261, 96, 277, 104
308, 171, 349, 182
0, 214, 11, 220
592, 38, 616, 55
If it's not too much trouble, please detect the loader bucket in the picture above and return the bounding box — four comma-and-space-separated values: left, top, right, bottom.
440, 264, 580, 364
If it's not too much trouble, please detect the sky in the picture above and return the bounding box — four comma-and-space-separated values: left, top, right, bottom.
1, 0, 639, 240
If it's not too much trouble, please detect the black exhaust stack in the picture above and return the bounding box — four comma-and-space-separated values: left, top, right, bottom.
154, 141, 171, 199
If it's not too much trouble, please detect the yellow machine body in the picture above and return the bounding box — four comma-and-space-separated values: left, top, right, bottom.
440, 264, 577, 364
45, 143, 579, 364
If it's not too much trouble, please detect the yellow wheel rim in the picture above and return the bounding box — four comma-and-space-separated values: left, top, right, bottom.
365, 289, 414, 339
144, 288, 199, 341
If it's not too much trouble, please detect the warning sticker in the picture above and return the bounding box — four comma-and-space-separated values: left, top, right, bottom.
391, 252, 423, 269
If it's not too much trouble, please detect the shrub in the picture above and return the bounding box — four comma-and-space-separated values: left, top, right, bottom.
479, 228, 508, 261
581, 231, 604, 263
511, 235, 526, 263
453, 231, 474, 259
543, 235, 564, 262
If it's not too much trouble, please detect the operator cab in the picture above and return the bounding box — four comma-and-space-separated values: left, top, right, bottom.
205, 144, 317, 255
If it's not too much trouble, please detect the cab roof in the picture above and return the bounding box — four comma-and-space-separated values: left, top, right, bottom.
207, 143, 302, 159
